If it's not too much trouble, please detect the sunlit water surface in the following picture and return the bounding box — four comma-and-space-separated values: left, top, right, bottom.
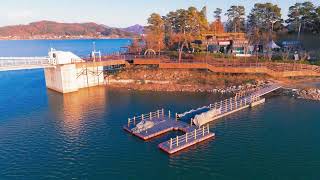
0, 40, 320, 179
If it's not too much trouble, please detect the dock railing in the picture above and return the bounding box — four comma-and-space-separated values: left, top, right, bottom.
205, 84, 280, 120
167, 124, 211, 149
127, 109, 167, 127
208, 94, 260, 111
127, 109, 181, 127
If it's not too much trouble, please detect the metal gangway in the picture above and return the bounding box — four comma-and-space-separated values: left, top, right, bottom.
179, 83, 282, 127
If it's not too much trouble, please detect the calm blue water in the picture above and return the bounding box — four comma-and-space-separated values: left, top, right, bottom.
0, 39, 131, 57
1, 40, 320, 179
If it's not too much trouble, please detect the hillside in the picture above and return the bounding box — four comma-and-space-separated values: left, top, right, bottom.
0, 21, 138, 40
122, 24, 144, 35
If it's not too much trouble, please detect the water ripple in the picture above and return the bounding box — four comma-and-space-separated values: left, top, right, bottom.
1, 71, 320, 179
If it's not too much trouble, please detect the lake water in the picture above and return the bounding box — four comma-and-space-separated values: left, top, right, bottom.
0, 40, 320, 179
0, 39, 131, 57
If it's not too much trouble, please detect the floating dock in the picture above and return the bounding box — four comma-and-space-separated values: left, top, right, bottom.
158, 125, 214, 154
123, 109, 215, 154
123, 84, 281, 155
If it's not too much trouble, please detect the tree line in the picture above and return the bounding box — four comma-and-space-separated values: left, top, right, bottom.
136, 1, 320, 56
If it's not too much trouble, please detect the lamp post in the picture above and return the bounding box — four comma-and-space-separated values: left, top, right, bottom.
297, 15, 303, 40
268, 17, 277, 61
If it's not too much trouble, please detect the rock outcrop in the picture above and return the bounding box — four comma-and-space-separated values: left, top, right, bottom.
296, 88, 320, 101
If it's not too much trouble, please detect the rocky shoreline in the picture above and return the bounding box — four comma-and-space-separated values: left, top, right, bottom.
295, 88, 320, 101
106, 67, 271, 94
107, 77, 320, 101
106, 66, 320, 101
106, 78, 271, 95
282, 88, 320, 101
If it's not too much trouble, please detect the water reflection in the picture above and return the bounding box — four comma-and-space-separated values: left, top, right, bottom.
47, 87, 107, 139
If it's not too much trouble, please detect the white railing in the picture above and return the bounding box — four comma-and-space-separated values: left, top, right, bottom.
167, 125, 211, 149
128, 109, 165, 127
0, 57, 49, 60
127, 109, 180, 127
190, 84, 282, 126
0, 57, 51, 67
208, 95, 260, 115
178, 84, 280, 119
209, 84, 281, 113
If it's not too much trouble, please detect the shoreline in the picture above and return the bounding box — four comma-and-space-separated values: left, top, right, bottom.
106, 67, 270, 94
106, 82, 320, 102
107, 82, 267, 94
105, 67, 320, 101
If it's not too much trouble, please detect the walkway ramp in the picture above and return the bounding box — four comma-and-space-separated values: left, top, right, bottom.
179, 83, 282, 127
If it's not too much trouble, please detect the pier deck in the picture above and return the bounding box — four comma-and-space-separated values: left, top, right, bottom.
123, 117, 190, 141
158, 125, 214, 154
123, 109, 215, 154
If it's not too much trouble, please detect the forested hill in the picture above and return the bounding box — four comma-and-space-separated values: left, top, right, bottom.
0, 21, 139, 39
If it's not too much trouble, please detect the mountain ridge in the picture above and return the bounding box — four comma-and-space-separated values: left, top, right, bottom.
0, 21, 143, 40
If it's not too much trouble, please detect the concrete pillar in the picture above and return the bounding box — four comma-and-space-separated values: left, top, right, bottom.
44, 64, 104, 94
44, 64, 79, 93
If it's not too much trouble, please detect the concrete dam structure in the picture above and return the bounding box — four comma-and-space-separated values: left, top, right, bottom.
0, 49, 127, 94
43, 50, 104, 93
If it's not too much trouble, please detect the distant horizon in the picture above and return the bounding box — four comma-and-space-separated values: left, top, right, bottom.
0, 20, 143, 29
0, 0, 319, 28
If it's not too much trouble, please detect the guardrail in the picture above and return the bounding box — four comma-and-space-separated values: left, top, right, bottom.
209, 84, 279, 112
167, 125, 211, 149
127, 109, 165, 127
161, 59, 320, 73
209, 94, 260, 113
188, 84, 281, 126
0, 57, 51, 67
127, 109, 180, 127
70, 54, 320, 74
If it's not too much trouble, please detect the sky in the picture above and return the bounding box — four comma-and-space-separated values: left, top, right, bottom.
0, 0, 319, 28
